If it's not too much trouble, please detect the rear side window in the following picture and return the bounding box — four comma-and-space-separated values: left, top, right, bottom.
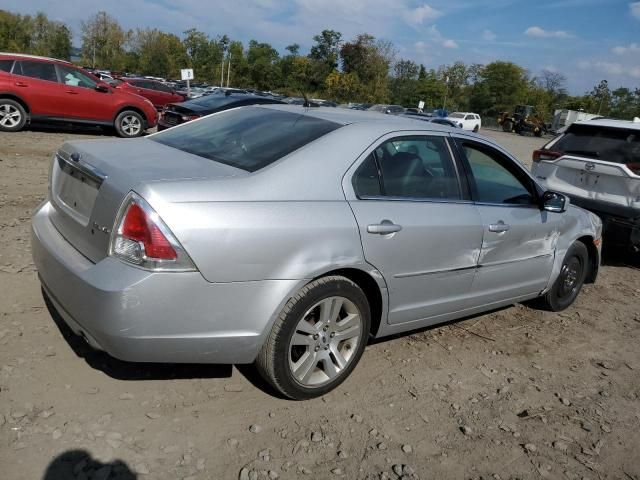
553, 124, 640, 165
150, 107, 341, 172
16, 60, 57, 82
353, 136, 461, 200
0, 60, 14, 72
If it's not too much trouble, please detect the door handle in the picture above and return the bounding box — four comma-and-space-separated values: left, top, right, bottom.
65, 90, 79, 95
14, 82, 28, 87
367, 220, 402, 235
488, 221, 510, 233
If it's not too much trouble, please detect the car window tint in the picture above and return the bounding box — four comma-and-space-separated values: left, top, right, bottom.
17, 60, 57, 82
465, 115, 474, 120
0, 59, 14, 72
553, 124, 640, 165
150, 106, 341, 172
462, 143, 535, 205
371, 136, 460, 200
353, 154, 382, 197
154, 82, 172, 93
57, 65, 97, 89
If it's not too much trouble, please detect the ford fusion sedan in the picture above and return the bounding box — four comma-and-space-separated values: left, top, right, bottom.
32, 106, 602, 399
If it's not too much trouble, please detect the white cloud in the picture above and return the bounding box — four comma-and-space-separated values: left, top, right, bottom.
612, 43, 640, 55
442, 39, 458, 49
482, 29, 496, 41
631, 2, 640, 19
403, 4, 443, 26
524, 26, 573, 38
579, 60, 640, 79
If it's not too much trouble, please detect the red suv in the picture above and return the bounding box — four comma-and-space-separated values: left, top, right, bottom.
0, 53, 157, 137
114, 78, 186, 110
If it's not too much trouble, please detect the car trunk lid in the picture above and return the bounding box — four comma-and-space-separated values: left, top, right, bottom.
48, 138, 246, 264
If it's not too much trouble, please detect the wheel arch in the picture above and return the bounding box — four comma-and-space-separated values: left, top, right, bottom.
576, 235, 599, 284
113, 106, 148, 126
0, 93, 30, 114
312, 267, 386, 338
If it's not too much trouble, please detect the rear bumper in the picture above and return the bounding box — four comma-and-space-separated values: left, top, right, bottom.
568, 195, 640, 249
31, 201, 299, 364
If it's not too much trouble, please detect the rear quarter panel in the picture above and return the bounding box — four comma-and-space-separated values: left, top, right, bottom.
144, 198, 367, 283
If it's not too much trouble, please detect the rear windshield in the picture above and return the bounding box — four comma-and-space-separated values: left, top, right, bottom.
150, 106, 341, 172
554, 124, 640, 164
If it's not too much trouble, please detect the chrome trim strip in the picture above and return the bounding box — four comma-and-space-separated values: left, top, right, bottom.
394, 264, 477, 278
479, 253, 553, 268
56, 151, 107, 187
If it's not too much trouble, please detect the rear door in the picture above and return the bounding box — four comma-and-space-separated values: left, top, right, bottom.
55, 64, 113, 121
13, 60, 66, 116
453, 137, 560, 304
534, 123, 640, 210
345, 133, 484, 325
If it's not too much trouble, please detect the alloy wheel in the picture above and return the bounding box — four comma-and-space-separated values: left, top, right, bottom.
121, 115, 142, 136
0, 104, 22, 128
288, 296, 362, 387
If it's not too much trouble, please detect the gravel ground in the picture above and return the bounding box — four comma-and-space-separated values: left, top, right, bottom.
1, 125, 639, 480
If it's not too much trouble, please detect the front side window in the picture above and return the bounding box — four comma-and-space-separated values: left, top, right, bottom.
57, 65, 97, 89
150, 106, 341, 172
461, 142, 535, 205
16, 60, 57, 82
353, 136, 460, 200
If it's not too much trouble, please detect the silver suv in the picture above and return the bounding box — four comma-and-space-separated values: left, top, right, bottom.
531, 119, 640, 252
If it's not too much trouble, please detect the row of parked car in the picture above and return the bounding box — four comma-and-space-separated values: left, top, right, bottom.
0, 52, 485, 138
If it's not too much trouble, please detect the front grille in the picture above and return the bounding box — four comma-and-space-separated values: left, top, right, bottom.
162, 112, 183, 126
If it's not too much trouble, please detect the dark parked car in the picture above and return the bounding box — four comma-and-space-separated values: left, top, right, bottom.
158, 92, 285, 130
114, 78, 186, 110
400, 112, 462, 128
0, 53, 158, 137
368, 104, 405, 115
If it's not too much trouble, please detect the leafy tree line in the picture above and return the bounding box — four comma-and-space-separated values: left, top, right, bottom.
1, 9, 639, 119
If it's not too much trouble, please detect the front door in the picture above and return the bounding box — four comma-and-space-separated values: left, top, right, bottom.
454, 138, 561, 305
55, 65, 113, 122
346, 134, 484, 325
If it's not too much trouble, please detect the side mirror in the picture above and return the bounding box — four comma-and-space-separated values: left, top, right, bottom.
542, 191, 568, 213
95, 83, 109, 93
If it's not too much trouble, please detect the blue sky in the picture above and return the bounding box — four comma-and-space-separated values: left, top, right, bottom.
5, 0, 640, 93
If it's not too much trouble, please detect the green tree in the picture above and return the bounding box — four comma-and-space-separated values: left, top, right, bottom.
469, 61, 529, 116
247, 39, 281, 90
81, 11, 130, 69
308, 29, 342, 90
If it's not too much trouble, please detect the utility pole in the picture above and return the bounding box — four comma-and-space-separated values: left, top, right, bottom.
442, 75, 449, 112
226, 54, 231, 87
220, 57, 224, 87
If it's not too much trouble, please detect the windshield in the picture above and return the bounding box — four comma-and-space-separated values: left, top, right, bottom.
554, 124, 640, 164
150, 107, 341, 172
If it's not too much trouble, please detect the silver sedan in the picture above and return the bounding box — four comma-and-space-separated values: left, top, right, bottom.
32, 105, 602, 399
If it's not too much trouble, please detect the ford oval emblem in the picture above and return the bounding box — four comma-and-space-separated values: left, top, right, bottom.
70, 152, 81, 162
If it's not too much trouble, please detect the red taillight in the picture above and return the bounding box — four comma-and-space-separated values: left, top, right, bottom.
121, 202, 176, 260
533, 149, 562, 163
627, 162, 640, 175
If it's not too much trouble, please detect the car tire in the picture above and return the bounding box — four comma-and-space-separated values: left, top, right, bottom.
473, 125, 480, 133
0, 99, 27, 132
114, 110, 145, 138
256, 275, 371, 400
502, 120, 513, 133
533, 242, 588, 312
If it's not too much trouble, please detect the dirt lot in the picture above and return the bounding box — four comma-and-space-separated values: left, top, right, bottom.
1, 126, 639, 480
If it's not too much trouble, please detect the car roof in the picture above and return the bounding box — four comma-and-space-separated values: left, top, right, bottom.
259, 104, 471, 132
0, 52, 72, 65
576, 118, 640, 131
